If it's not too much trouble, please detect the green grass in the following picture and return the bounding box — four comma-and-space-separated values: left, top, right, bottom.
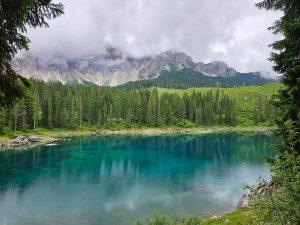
157, 83, 283, 126
136, 209, 260, 225
201, 209, 259, 225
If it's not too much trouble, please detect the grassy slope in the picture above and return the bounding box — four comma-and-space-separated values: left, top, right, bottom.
139, 209, 260, 225
158, 82, 283, 126
201, 209, 259, 225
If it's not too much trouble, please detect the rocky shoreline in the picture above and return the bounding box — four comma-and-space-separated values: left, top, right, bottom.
0, 127, 273, 150
0, 135, 52, 150
85, 127, 272, 136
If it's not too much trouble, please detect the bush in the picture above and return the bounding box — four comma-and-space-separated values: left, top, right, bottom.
175, 119, 195, 128
253, 151, 300, 225
135, 212, 202, 225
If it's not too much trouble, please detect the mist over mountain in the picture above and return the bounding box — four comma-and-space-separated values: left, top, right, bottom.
14, 47, 275, 87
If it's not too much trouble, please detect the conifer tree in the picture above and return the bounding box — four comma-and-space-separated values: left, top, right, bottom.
0, 1, 64, 106
254, 1, 300, 224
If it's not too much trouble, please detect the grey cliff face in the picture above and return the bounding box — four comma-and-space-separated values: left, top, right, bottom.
14, 48, 245, 86
193, 61, 236, 77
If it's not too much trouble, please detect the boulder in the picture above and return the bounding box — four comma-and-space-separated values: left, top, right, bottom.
27, 136, 40, 142
237, 193, 251, 209
52, 134, 62, 139
237, 180, 276, 209
12, 136, 27, 144
264, 127, 271, 135
3, 135, 42, 148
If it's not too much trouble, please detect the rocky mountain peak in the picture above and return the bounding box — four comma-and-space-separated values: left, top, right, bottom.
190, 60, 236, 77
158, 50, 193, 64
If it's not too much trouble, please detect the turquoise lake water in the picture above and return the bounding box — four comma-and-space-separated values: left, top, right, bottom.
0, 133, 275, 225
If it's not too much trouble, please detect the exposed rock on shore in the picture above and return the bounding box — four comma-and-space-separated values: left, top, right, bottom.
0, 135, 43, 149
237, 180, 276, 209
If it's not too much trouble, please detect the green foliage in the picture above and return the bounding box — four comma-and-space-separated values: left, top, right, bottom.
201, 209, 259, 225
175, 119, 195, 128
0, 0, 64, 107
256, 0, 300, 74
146, 212, 170, 225
253, 151, 300, 225
135, 212, 202, 225
256, 0, 300, 154
253, 1, 300, 225
135, 210, 259, 225
0, 80, 253, 133
158, 83, 280, 126
180, 217, 202, 225
275, 67, 300, 154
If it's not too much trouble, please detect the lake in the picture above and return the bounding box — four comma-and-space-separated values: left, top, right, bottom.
0, 133, 276, 225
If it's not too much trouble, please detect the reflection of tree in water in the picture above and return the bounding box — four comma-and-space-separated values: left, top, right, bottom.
0, 133, 276, 195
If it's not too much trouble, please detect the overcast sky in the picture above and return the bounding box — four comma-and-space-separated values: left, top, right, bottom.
27, 0, 282, 74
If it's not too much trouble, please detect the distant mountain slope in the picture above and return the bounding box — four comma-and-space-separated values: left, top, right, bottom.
119, 68, 275, 89
14, 47, 276, 87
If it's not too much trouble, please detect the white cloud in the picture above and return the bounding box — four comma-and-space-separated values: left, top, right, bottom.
26, 0, 282, 73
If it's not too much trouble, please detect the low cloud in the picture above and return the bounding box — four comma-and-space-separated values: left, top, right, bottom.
26, 0, 282, 73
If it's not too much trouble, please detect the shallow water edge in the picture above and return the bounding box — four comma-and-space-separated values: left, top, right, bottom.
0, 126, 274, 151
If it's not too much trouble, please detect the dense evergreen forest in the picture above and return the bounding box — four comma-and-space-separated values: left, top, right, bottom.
120, 68, 275, 89
0, 80, 275, 133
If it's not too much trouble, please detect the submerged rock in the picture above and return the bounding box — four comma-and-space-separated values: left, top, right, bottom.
44, 143, 59, 147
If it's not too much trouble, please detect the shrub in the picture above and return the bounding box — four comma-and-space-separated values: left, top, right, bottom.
253, 151, 300, 225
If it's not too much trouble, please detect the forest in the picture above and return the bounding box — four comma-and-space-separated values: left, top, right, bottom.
0, 79, 275, 133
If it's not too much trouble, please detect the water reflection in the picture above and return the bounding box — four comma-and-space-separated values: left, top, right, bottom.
0, 133, 276, 225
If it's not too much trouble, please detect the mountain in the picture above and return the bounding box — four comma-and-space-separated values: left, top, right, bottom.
13, 47, 275, 87
120, 68, 275, 89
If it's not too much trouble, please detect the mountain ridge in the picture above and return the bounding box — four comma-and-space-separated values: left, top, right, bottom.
13, 47, 275, 87
119, 68, 275, 89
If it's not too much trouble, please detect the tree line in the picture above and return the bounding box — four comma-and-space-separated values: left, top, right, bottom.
0, 80, 275, 133
252, 95, 276, 126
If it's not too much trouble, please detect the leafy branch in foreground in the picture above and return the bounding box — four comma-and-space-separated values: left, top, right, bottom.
256, 0, 300, 155
0, 0, 64, 107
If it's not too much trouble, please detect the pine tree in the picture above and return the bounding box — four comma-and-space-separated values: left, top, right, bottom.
253, 105, 259, 126
0, 1, 64, 107
256, 0, 300, 154
254, 1, 300, 224
146, 91, 156, 126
